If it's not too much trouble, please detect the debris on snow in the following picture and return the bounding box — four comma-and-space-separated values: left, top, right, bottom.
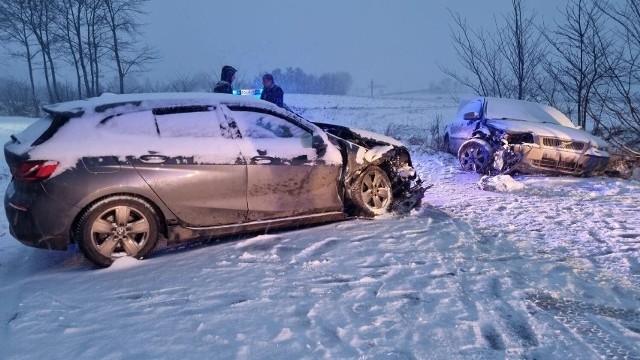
273, 328, 293, 343
478, 175, 526, 192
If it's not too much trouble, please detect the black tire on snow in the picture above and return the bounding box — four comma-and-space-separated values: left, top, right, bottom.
75, 196, 160, 267
349, 165, 394, 218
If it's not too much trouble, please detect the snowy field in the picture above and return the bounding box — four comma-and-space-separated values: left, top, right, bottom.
0, 95, 639, 359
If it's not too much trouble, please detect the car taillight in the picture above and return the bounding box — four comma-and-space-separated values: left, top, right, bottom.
14, 160, 59, 182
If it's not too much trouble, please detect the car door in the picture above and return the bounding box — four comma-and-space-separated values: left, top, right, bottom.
124, 106, 248, 227
224, 105, 343, 221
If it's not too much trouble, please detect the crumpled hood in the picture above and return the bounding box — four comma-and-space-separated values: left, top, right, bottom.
486, 119, 608, 147
346, 127, 405, 147
312, 122, 406, 149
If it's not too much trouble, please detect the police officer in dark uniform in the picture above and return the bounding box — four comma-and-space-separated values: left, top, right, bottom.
260, 73, 284, 107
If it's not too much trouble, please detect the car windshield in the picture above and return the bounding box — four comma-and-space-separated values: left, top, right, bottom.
485, 97, 577, 128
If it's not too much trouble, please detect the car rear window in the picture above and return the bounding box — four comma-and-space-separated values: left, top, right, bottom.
13, 114, 73, 147
14, 116, 53, 145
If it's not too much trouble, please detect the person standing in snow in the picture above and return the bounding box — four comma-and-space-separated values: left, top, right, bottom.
260, 73, 284, 107
213, 65, 237, 94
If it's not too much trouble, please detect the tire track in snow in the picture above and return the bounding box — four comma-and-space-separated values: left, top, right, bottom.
529, 292, 640, 359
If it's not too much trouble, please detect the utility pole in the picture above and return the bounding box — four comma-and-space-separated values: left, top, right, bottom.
370, 79, 387, 98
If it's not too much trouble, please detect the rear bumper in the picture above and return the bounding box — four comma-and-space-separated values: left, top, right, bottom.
4, 180, 75, 251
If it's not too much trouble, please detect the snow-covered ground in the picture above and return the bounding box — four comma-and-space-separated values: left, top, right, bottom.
1, 96, 639, 359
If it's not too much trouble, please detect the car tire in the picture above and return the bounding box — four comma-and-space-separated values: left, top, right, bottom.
75, 196, 160, 267
458, 138, 493, 174
350, 166, 393, 217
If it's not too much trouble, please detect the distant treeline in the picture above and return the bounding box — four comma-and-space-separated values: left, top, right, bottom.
266, 68, 352, 96
0, 1, 354, 117
0, 66, 354, 117
0, 0, 159, 116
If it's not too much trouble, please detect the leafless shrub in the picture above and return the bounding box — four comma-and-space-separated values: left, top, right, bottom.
0, 78, 36, 116
384, 123, 411, 139
386, 114, 447, 152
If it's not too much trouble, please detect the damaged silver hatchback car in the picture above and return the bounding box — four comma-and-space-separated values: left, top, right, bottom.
444, 97, 610, 176
4, 93, 424, 266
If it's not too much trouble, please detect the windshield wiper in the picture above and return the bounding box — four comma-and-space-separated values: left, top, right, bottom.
10, 135, 20, 144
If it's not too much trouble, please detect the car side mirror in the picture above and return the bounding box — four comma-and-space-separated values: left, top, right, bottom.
463, 112, 480, 121
311, 134, 327, 157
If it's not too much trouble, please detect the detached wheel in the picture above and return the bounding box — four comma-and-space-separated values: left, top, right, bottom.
458, 139, 493, 174
75, 196, 160, 267
350, 166, 393, 217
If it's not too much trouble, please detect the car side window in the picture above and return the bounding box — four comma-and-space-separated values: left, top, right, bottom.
459, 99, 484, 121
154, 107, 221, 138
230, 110, 309, 139
99, 110, 157, 136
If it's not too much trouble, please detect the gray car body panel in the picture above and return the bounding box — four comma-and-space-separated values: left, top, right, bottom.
4, 93, 421, 252
130, 157, 249, 227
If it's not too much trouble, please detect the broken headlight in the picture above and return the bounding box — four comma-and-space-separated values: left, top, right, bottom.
506, 133, 535, 145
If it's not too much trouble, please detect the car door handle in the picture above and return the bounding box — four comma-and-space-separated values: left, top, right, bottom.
140, 155, 168, 164
251, 155, 275, 165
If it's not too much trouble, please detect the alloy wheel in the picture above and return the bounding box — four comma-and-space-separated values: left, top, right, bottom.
361, 170, 392, 211
460, 145, 488, 172
90, 206, 150, 259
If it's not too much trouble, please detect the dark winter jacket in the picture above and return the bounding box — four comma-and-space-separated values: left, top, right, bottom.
213, 66, 237, 94
260, 84, 284, 107
213, 81, 233, 94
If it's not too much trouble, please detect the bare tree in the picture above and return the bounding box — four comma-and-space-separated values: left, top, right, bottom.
0, 0, 40, 115
442, 1, 542, 100
595, 0, 640, 154
498, 0, 544, 100
540, 0, 610, 129
55, 0, 87, 99
85, 0, 107, 95
23, 0, 61, 102
102, 0, 158, 93
440, 10, 507, 98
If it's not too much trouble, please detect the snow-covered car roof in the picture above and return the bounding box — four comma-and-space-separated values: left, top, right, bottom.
42, 92, 277, 119
458, 96, 578, 129
484, 97, 577, 128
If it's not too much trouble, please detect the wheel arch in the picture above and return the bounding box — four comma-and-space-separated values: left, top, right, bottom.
69, 191, 171, 244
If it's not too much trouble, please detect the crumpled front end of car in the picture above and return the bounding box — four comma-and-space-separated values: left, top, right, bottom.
491, 130, 611, 176
350, 143, 426, 213
313, 122, 426, 212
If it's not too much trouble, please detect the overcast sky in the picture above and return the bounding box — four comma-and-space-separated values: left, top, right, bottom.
1, 0, 565, 94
